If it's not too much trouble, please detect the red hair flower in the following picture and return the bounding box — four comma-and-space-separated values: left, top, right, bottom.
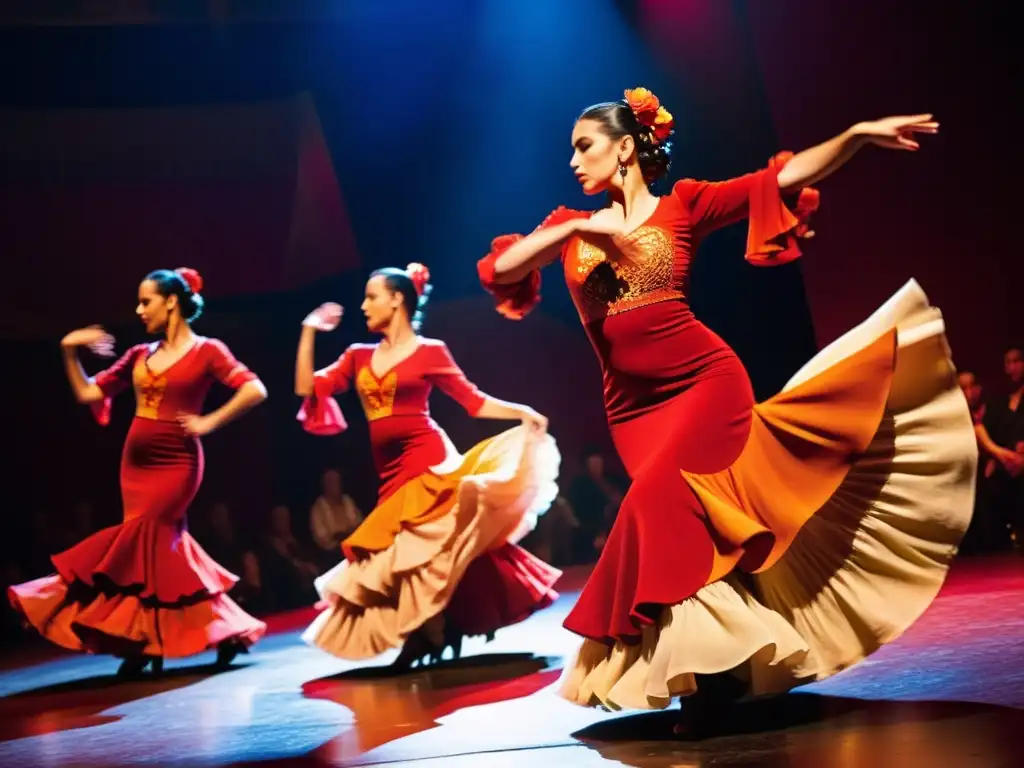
405, 262, 431, 296
624, 87, 674, 144
624, 87, 660, 124
175, 267, 204, 294
652, 106, 674, 142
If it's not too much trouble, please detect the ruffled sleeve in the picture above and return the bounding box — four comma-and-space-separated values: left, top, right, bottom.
296, 347, 354, 436
89, 345, 143, 426
89, 399, 113, 427
477, 206, 588, 320
672, 151, 820, 267
746, 152, 820, 267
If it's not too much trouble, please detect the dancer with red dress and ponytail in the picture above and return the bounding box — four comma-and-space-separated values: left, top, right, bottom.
296, 263, 561, 668
9, 268, 268, 677
478, 87, 977, 732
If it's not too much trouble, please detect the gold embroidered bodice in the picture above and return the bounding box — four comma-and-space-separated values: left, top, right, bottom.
356, 367, 398, 421
564, 224, 683, 323
133, 362, 169, 419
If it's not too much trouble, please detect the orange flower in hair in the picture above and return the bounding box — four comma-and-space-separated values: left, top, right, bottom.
405, 262, 431, 296
624, 87, 660, 126
652, 106, 674, 142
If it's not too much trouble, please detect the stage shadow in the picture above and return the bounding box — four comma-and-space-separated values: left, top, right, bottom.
576, 692, 1024, 767
0, 660, 251, 742
303, 653, 561, 759
321, 651, 543, 681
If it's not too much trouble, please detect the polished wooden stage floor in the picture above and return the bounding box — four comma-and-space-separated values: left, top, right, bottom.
1, 557, 1021, 767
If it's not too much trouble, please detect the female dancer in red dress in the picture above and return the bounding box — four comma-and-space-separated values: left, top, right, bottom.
479, 88, 977, 731
297, 264, 562, 668
9, 268, 268, 676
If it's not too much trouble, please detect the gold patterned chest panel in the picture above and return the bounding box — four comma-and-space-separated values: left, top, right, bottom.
132, 361, 168, 419
565, 225, 683, 321
356, 367, 397, 421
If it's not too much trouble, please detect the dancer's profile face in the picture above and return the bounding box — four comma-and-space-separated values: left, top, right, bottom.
136, 279, 175, 335
361, 275, 402, 333
570, 119, 624, 195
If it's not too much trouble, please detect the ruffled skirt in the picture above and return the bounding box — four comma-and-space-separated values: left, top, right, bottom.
8, 520, 265, 658
9, 418, 265, 658
559, 279, 977, 709
302, 425, 563, 659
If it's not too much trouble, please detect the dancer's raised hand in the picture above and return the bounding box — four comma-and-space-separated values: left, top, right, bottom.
855, 114, 938, 151
302, 303, 343, 332
61, 325, 116, 357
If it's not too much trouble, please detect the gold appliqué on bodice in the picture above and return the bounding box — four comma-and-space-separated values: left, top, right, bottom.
565, 225, 683, 322
133, 362, 168, 419
356, 367, 397, 421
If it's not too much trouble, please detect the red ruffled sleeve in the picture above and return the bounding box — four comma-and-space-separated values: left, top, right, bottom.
672, 151, 820, 267
89, 399, 113, 427
745, 152, 820, 267
477, 206, 588, 320
296, 347, 354, 436
89, 344, 143, 426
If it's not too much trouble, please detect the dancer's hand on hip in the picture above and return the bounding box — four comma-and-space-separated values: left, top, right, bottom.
302, 303, 343, 332
178, 412, 216, 437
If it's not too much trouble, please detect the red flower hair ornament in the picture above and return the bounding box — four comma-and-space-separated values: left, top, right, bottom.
623, 87, 675, 144
175, 267, 204, 294
405, 262, 431, 296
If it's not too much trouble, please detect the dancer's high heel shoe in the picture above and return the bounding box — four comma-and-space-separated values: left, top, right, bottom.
116, 654, 163, 679
672, 672, 745, 738
429, 622, 464, 665
215, 640, 244, 670
390, 630, 439, 672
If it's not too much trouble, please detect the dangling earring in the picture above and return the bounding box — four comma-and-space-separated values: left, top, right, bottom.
618, 161, 627, 179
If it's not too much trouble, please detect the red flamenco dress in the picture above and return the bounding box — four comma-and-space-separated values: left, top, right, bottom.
478, 154, 977, 709
297, 338, 562, 659
8, 338, 267, 660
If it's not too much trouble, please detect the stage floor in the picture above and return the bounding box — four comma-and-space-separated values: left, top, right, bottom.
1, 557, 1022, 767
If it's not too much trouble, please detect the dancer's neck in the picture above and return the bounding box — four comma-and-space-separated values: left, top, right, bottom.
606, 169, 654, 219
380, 321, 416, 349
162, 321, 194, 349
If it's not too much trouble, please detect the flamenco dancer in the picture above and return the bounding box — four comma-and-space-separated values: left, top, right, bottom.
296, 263, 561, 668
478, 87, 977, 732
9, 268, 268, 676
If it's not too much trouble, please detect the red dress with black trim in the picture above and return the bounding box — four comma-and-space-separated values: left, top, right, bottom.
297, 338, 562, 659
479, 156, 977, 709
8, 337, 267, 658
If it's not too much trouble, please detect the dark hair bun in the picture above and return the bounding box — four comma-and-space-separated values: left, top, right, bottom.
182, 292, 205, 324
636, 136, 673, 184
174, 268, 204, 323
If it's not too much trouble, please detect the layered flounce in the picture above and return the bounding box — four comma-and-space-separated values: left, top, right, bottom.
9, 519, 266, 658
559, 279, 977, 709
303, 425, 563, 659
